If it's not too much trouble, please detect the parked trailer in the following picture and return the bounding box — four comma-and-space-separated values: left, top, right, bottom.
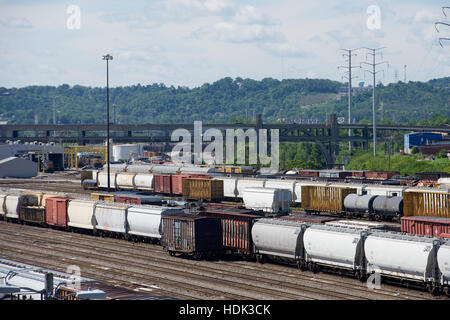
252, 218, 308, 265
301, 185, 357, 214
182, 178, 224, 202
403, 189, 450, 218
134, 174, 154, 191
199, 209, 262, 256
116, 172, 136, 190
161, 214, 222, 259
401, 216, 450, 237
67, 199, 96, 231
93, 202, 130, 235
243, 188, 291, 214
45, 197, 70, 228
126, 205, 185, 241
364, 231, 441, 291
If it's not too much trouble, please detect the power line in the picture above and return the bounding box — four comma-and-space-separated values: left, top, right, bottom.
360, 47, 389, 157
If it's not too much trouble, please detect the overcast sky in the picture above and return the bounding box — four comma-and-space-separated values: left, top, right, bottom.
0, 0, 449, 88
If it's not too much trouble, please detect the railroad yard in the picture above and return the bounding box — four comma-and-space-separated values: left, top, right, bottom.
0, 171, 449, 301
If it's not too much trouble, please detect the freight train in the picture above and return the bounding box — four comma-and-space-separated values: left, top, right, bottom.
81, 166, 450, 220
0, 189, 449, 296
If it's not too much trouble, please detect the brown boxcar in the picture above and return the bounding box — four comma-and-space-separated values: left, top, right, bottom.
401, 216, 450, 237
182, 178, 223, 202
297, 170, 320, 177
403, 190, 450, 218
199, 209, 262, 256
154, 174, 172, 194
91, 193, 115, 202
280, 214, 340, 224
161, 214, 222, 258
45, 197, 70, 228
19, 206, 46, 225
364, 171, 400, 180
171, 174, 191, 195
301, 185, 357, 214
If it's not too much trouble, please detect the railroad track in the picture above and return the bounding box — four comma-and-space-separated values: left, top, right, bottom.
0, 221, 443, 300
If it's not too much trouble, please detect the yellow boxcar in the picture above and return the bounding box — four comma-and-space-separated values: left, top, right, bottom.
182, 178, 224, 202
403, 190, 449, 218
301, 185, 357, 214
91, 193, 115, 202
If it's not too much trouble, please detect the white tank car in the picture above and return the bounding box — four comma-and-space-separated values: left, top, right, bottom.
364, 232, 439, 282
67, 199, 97, 230
93, 202, 130, 234
364, 185, 407, 197
126, 164, 153, 174
151, 165, 181, 175
252, 218, 307, 260
213, 176, 239, 198
127, 205, 185, 240
134, 174, 154, 191
438, 242, 450, 286
116, 172, 136, 190
264, 180, 297, 202
98, 172, 118, 189
303, 224, 364, 270
236, 178, 266, 198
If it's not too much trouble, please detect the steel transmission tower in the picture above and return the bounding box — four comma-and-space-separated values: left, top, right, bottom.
435, 7, 450, 47
338, 49, 361, 152
360, 47, 389, 157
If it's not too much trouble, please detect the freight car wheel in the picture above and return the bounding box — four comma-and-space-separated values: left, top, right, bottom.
256, 254, 266, 264
297, 261, 306, 271
427, 284, 440, 296
169, 251, 176, 257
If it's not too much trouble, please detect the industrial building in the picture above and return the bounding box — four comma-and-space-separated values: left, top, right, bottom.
0, 157, 38, 178
403, 132, 447, 154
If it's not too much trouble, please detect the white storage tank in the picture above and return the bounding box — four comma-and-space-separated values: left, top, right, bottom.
243, 187, 291, 213
252, 218, 307, 260
303, 224, 363, 270
134, 174, 154, 191
93, 202, 130, 234
438, 242, 450, 285
116, 172, 136, 190
98, 172, 118, 189
213, 176, 239, 198
127, 205, 185, 239
365, 231, 439, 282
113, 144, 139, 162
67, 199, 96, 230
236, 178, 266, 198
264, 180, 297, 202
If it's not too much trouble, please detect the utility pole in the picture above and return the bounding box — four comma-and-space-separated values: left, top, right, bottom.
360, 47, 389, 157
103, 54, 113, 192
338, 48, 361, 152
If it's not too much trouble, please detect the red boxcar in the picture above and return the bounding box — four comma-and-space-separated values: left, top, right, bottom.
365, 171, 400, 180
115, 195, 142, 205
199, 209, 262, 256
45, 197, 70, 228
154, 174, 172, 194
171, 175, 191, 195
401, 216, 450, 237
297, 170, 320, 177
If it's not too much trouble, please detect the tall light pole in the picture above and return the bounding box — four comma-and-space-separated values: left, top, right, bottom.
103, 54, 113, 191
360, 47, 388, 157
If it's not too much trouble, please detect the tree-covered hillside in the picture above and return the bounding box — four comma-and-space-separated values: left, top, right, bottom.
0, 77, 448, 125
